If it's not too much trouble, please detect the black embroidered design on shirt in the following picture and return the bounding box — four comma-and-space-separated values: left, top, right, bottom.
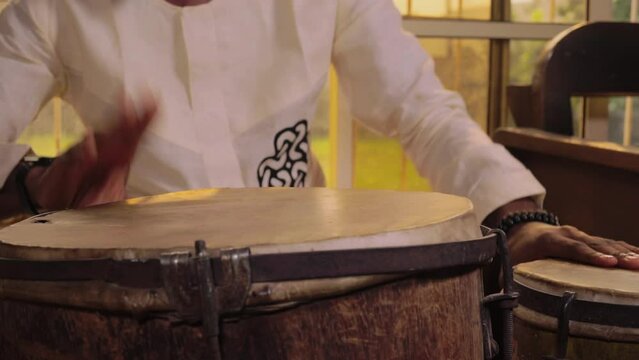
258, 120, 308, 187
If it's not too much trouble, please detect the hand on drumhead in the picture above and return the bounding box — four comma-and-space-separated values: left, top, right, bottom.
25, 94, 157, 211
508, 222, 639, 270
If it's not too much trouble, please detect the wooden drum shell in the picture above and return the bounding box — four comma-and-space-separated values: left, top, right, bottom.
514, 310, 639, 360
1, 269, 484, 360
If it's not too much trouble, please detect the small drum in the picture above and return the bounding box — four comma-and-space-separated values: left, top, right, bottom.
0, 188, 506, 359
514, 259, 639, 360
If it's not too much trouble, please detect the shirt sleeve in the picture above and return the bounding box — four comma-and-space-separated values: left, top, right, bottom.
331, 0, 545, 222
0, 0, 63, 188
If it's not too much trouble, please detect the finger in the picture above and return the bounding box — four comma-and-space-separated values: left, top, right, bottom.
108, 93, 141, 149
566, 230, 639, 270
79, 129, 98, 166
74, 165, 128, 208
128, 97, 155, 140
545, 234, 618, 267
94, 98, 154, 168
616, 253, 639, 270
136, 90, 157, 131
64, 130, 96, 165
577, 236, 630, 257
603, 250, 639, 269
617, 240, 639, 254
586, 237, 639, 269
615, 240, 639, 269
38, 160, 88, 210
119, 92, 156, 135
38, 133, 98, 209
119, 94, 138, 131
108, 94, 156, 157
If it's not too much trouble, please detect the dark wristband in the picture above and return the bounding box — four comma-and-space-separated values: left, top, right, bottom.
15, 157, 54, 215
497, 210, 560, 235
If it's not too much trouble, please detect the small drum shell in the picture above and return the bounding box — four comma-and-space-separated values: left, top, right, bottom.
513, 259, 639, 360
514, 307, 639, 360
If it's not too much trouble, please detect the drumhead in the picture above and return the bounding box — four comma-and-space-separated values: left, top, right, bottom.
0, 188, 479, 260
514, 259, 639, 341
515, 259, 639, 305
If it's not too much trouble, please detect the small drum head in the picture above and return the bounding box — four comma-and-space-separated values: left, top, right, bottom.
514, 259, 639, 342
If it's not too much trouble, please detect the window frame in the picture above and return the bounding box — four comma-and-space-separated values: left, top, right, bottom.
329, 0, 614, 188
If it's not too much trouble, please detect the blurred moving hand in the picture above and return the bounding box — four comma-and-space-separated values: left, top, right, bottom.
26, 95, 157, 211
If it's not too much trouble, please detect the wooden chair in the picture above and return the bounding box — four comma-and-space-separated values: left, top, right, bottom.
496, 22, 639, 243
509, 22, 639, 135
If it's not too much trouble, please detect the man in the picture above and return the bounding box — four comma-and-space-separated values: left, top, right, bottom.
0, 0, 638, 269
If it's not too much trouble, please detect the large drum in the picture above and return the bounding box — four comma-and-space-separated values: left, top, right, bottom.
0, 188, 506, 359
514, 259, 639, 360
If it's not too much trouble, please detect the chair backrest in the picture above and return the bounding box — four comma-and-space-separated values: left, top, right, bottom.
510, 22, 639, 135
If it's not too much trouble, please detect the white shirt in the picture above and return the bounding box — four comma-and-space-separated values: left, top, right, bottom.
0, 0, 545, 221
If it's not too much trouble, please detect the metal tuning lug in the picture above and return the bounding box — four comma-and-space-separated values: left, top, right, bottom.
194, 240, 222, 360
543, 291, 576, 360
481, 228, 519, 360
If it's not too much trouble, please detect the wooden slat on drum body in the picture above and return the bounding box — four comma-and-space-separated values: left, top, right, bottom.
0, 188, 478, 260
0, 271, 485, 359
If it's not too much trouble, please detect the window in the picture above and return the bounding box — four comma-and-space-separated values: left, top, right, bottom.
393, 0, 491, 20
600, 0, 639, 145
511, 0, 586, 23
0, 0, 84, 156
421, 38, 490, 131
351, 38, 489, 191
311, 0, 601, 190
16, 100, 85, 157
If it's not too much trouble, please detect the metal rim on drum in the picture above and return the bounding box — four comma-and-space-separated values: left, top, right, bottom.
0, 235, 497, 289
514, 259, 639, 352
515, 282, 639, 329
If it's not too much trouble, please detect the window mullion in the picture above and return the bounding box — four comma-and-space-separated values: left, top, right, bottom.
402, 19, 571, 40
487, 0, 510, 134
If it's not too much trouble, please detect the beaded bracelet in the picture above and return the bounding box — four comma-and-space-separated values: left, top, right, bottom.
497, 210, 560, 235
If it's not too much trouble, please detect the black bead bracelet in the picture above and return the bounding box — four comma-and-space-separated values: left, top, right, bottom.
497, 210, 560, 235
